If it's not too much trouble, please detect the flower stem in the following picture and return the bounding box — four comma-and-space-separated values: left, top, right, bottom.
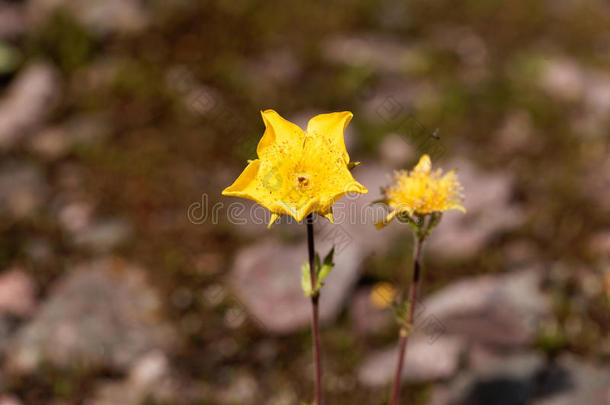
389, 235, 424, 405
306, 213, 323, 405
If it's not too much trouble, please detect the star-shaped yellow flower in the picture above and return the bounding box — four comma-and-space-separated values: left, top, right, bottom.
222, 109, 368, 227
376, 154, 465, 228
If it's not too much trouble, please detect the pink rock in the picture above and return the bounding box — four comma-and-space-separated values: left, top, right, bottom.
358, 335, 464, 386
0, 269, 36, 317
0, 63, 59, 149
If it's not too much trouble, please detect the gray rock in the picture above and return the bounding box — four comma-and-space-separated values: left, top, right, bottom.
494, 110, 539, 154
431, 350, 545, 405
322, 34, 413, 74
359, 335, 465, 386
378, 133, 415, 168
27, 0, 149, 35
28, 114, 110, 160
418, 269, 551, 347
7, 258, 174, 373
242, 49, 301, 97
72, 218, 132, 252
0, 63, 59, 149
0, 163, 48, 219
431, 351, 610, 405
86, 351, 174, 405
350, 287, 393, 336
533, 355, 610, 405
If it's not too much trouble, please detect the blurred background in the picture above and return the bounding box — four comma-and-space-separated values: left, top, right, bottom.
0, 0, 609, 404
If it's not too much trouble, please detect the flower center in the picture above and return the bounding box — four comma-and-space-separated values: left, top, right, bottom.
296, 174, 311, 189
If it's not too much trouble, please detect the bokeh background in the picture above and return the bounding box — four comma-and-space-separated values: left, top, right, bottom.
0, 0, 609, 404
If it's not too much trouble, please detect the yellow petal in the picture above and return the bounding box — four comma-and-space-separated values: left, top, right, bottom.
375, 210, 397, 229
267, 213, 280, 228
257, 109, 304, 160
306, 111, 353, 165
414, 154, 431, 173
222, 159, 261, 197
320, 207, 334, 223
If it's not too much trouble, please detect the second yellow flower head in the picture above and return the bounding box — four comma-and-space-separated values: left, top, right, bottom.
222, 110, 368, 226
377, 154, 465, 228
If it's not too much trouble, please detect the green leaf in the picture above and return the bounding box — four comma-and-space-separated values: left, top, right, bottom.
300, 247, 336, 297
301, 261, 313, 297
317, 247, 335, 283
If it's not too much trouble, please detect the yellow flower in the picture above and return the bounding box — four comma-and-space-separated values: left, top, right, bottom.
370, 282, 397, 309
376, 154, 465, 228
222, 109, 367, 227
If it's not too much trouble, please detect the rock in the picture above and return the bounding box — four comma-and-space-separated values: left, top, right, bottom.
0, 3, 25, 39
358, 335, 464, 386
0, 269, 36, 318
165, 66, 224, 118
0, 163, 48, 219
433, 350, 545, 405
242, 49, 301, 96
532, 355, 610, 405
27, 0, 149, 35
229, 165, 401, 333
27, 127, 70, 160
86, 351, 173, 405
540, 58, 585, 102
322, 34, 413, 74
28, 114, 111, 160
418, 269, 551, 347
378, 133, 415, 168
0, 395, 23, 405
350, 287, 393, 336
7, 258, 174, 373
58, 200, 94, 234
0, 63, 59, 149
72, 218, 132, 252
431, 352, 610, 405
495, 110, 538, 154
426, 159, 524, 261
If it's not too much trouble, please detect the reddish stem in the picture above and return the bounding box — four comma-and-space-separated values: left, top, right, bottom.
306, 214, 323, 405
389, 236, 424, 405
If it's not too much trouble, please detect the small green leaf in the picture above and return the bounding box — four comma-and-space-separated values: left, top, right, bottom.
317, 247, 335, 283
301, 261, 312, 297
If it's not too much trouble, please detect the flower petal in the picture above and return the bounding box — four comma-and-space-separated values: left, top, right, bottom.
257, 109, 304, 160
305, 111, 353, 165
222, 159, 261, 197
414, 154, 431, 173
